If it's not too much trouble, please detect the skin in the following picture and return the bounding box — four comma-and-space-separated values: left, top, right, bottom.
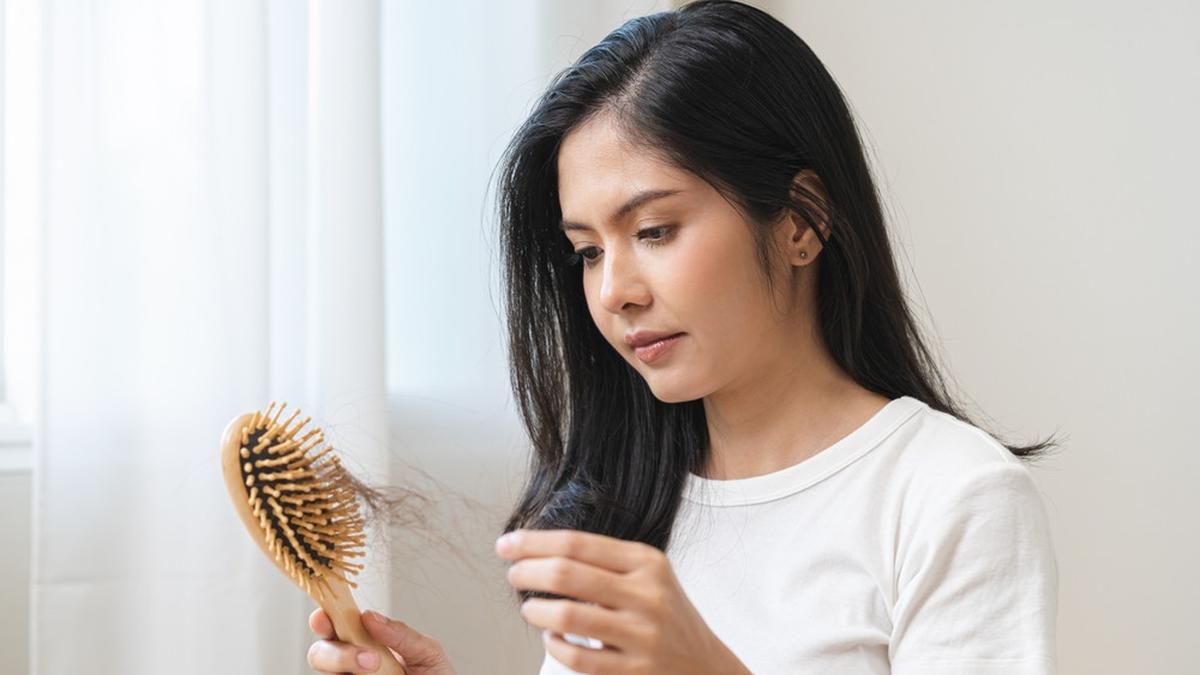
305, 110, 891, 673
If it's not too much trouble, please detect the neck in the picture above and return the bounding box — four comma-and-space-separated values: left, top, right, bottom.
699, 320, 887, 481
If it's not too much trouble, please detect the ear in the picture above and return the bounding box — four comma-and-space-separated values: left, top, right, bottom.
778, 169, 833, 267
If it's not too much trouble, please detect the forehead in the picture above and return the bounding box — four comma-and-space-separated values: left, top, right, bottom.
557, 115, 694, 220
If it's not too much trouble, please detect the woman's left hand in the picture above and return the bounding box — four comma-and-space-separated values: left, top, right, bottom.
496, 529, 751, 675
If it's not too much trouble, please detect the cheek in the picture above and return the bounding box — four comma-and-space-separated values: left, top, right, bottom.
679, 236, 783, 372
679, 234, 726, 287
674, 231, 758, 323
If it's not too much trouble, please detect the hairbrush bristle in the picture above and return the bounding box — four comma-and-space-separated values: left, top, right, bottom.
238, 400, 366, 601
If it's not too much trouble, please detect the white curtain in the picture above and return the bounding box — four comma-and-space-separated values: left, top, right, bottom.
20, 1, 677, 673
30, 0, 389, 672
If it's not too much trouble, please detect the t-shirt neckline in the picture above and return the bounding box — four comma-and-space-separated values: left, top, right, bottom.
682, 395, 926, 507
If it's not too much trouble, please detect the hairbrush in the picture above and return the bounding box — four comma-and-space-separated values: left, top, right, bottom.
220, 401, 406, 674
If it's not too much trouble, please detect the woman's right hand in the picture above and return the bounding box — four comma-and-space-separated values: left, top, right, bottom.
306, 607, 458, 675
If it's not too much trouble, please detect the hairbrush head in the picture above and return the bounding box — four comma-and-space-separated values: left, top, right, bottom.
222, 401, 366, 600
221, 401, 407, 674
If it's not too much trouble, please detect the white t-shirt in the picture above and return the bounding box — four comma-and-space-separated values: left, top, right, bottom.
539, 395, 1058, 674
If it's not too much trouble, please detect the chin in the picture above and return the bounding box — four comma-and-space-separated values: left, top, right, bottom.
651, 390, 694, 404
640, 370, 705, 403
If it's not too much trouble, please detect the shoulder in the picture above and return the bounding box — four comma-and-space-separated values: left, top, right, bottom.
884, 399, 1037, 496
894, 399, 1024, 476
885, 402, 1059, 671
877, 398, 1052, 534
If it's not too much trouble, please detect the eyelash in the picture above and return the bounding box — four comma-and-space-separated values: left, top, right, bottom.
566, 226, 675, 269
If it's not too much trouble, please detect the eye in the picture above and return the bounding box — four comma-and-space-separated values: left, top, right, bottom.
565, 246, 601, 268
637, 225, 672, 247
565, 225, 676, 269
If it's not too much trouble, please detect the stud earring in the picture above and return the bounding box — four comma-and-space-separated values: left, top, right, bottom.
799, 251, 808, 259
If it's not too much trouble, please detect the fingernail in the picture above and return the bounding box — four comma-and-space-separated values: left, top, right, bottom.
357, 650, 380, 669
365, 609, 386, 624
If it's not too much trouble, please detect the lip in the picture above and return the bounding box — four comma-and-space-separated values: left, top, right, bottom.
631, 333, 685, 365
625, 330, 685, 348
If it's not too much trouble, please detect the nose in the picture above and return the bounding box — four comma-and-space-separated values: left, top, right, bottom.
597, 245, 650, 313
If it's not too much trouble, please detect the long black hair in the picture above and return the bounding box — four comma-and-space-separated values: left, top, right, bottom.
494, 0, 1060, 603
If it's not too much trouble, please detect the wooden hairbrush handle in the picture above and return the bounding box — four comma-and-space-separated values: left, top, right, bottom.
319, 579, 407, 675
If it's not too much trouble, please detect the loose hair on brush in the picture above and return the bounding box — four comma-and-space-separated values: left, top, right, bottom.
492, 0, 1062, 603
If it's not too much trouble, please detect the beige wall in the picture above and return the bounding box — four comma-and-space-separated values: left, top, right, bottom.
758, 1, 1199, 673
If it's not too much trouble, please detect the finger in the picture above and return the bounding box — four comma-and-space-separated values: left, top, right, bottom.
306, 638, 382, 673
542, 627, 627, 674
309, 608, 334, 639
520, 598, 641, 650
362, 610, 446, 668
506, 556, 640, 609
496, 529, 653, 573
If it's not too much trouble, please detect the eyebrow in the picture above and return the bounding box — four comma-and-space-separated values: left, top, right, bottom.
559, 188, 683, 232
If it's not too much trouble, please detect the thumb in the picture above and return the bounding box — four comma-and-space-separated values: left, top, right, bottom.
362, 610, 447, 667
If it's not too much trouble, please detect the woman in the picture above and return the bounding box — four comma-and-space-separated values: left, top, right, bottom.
307, 1, 1060, 673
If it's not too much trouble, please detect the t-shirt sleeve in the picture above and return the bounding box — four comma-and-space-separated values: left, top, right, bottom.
890, 460, 1059, 675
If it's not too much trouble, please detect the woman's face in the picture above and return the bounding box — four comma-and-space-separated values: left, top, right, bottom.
557, 113, 800, 403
